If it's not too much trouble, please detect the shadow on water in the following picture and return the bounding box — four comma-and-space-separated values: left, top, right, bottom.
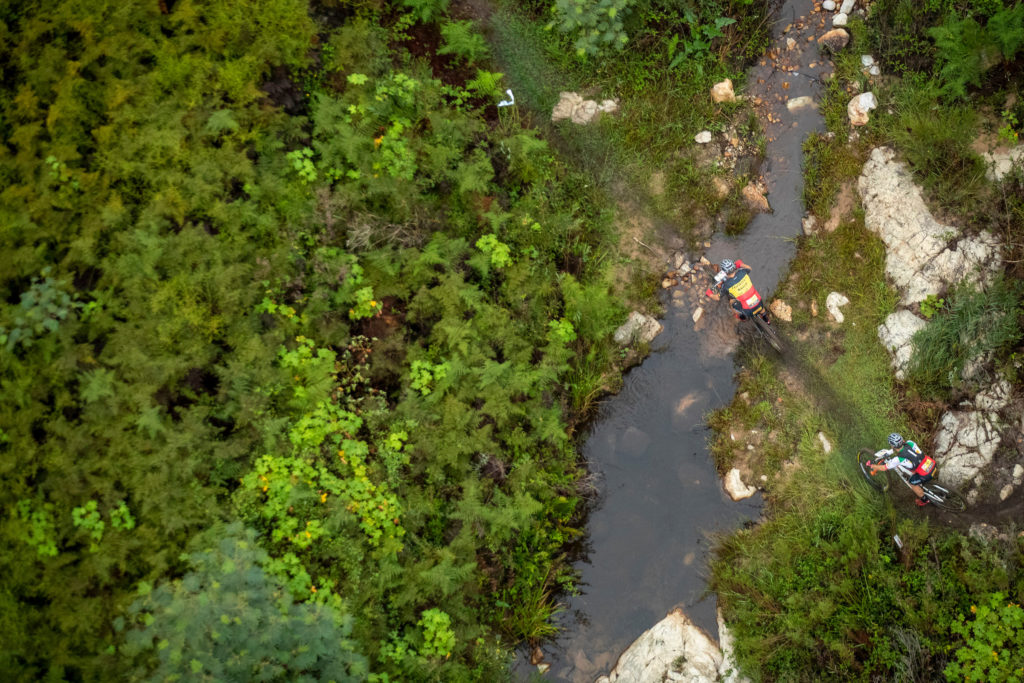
467, 0, 836, 680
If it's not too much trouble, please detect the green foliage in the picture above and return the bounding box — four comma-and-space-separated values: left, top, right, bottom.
666, 13, 737, 69
286, 147, 318, 184
475, 233, 513, 268
548, 0, 633, 57
929, 3, 1024, 98
1, 268, 80, 352
919, 293, 946, 319
71, 500, 106, 553
907, 277, 1023, 398
401, 0, 450, 24
417, 608, 456, 658
438, 20, 490, 64
120, 525, 367, 681
945, 593, 1024, 682
14, 499, 59, 557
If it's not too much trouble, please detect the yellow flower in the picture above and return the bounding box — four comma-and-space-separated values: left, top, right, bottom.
970, 605, 977, 613
321, 493, 328, 503
373, 136, 383, 148
370, 300, 377, 307
310, 585, 317, 593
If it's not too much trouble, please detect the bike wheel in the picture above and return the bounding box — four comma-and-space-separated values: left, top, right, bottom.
858, 448, 889, 492
922, 483, 967, 512
753, 315, 783, 353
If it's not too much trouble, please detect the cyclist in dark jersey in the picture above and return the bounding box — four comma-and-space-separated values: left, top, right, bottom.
868, 433, 937, 506
705, 258, 761, 320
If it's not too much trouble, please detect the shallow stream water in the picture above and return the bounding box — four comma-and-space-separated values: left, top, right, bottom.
519, 1, 832, 679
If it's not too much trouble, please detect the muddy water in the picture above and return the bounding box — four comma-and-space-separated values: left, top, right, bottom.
524, 1, 831, 680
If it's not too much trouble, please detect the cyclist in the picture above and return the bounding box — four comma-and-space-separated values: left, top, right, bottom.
705, 258, 764, 321
868, 433, 937, 506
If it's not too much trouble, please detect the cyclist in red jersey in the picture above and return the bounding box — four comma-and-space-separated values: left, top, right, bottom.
705, 258, 763, 321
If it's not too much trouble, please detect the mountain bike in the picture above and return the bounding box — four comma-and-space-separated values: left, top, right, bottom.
857, 448, 967, 511
749, 303, 783, 353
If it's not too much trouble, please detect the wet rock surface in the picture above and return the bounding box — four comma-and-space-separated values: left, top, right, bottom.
595, 608, 748, 683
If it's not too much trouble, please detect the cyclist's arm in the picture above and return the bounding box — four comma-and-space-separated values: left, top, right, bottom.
735, 259, 750, 270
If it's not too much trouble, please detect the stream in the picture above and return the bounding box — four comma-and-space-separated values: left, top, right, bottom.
513, 1, 832, 679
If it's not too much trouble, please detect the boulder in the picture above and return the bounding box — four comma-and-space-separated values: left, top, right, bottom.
822, 0, 836, 9
932, 408, 1003, 487
839, 0, 855, 13
818, 28, 850, 54
825, 292, 850, 323
711, 79, 736, 104
742, 183, 771, 213
770, 299, 793, 322
858, 147, 1001, 305
552, 91, 619, 125
877, 310, 927, 380
847, 92, 877, 126
982, 145, 1024, 182
717, 608, 749, 683
974, 379, 1011, 412
786, 96, 816, 112
832, 12, 848, 26
614, 311, 663, 345
724, 468, 758, 500
595, 608, 723, 683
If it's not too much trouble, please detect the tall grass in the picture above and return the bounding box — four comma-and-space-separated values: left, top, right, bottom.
907, 276, 1024, 399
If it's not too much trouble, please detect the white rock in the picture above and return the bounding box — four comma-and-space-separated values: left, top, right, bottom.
932, 410, 1003, 487
825, 292, 850, 323
839, 0, 855, 13
551, 91, 619, 125
724, 468, 758, 501
868, 65, 880, 76
861, 54, 875, 67
770, 299, 792, 322
1013, 464, 1023, 485
692, 307, 704, 324
877, 310, 927, 380
695, 130, 713, 144
613, 311, 663, 345
802, 215, 817, 235
975, 379, 1011, 412
822, 0, 836, 9
818, 432, 832, 453
786, 37, 797, 50
999, 485, 1014, 501
717, 608, 750, 683
711, 79, 736, 103
786, 96, 816, 112
832, 12, 848, 26
857, 147, 1002, 306
982, 145, 1024, 182
600, 608, 724, 683
848, 92, 877, 126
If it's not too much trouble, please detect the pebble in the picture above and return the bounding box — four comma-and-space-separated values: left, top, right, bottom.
832, 12, 848, 26
822, 0, 836, 9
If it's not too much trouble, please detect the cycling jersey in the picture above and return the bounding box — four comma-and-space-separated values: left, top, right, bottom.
876, 441, 934, 478
721, 265, 761, 311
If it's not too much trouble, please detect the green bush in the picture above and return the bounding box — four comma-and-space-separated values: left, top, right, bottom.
547, 0, 634, 57
929, 3, 1024, 98
945, 593, 1024, 682
907, 277, 1023, 398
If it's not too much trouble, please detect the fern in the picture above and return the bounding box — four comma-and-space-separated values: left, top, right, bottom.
929, 4, 1024, 98
437, 20, 489, 64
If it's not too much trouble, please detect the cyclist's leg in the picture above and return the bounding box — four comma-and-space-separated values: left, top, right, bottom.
731, 300, 747, 320
908, 474, 930, 502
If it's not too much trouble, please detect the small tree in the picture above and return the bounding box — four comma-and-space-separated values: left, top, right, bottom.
119, 524, 367, 681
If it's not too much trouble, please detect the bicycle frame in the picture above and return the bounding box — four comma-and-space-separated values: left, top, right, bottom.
858, 449, 966, 511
